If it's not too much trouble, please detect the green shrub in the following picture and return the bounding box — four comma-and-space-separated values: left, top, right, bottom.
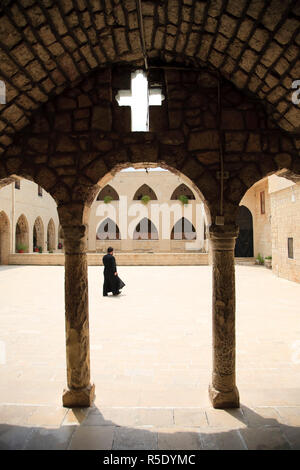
141, 195, 151, 204
256, 253, 264, 265
104, 195, 113, 204
178, 194, 189, 205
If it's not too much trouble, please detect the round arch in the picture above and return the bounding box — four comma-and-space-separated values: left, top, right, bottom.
0, 211, 10, 264
47, 218, 56, 252
33, 217, 44, 252
15, 214, 29, 253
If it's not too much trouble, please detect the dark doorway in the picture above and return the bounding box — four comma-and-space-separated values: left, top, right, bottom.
235, 206, 254, 257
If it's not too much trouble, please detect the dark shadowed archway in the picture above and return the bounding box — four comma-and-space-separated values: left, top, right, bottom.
235, 206, 254, 257
0, 211, 10, 264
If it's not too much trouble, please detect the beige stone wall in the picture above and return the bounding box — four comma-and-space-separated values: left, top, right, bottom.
0, 179, 60, 256
89, 170, 208, 253
240, 178, 272, 259
270, 181, 300, 284
8, 252, 209, 266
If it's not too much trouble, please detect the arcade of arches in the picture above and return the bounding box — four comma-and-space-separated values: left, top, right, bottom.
0, 0, 300, 411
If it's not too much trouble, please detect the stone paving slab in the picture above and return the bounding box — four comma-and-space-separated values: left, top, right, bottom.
0, 265, 300, 449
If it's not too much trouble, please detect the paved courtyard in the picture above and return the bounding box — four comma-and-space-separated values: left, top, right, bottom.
0, 264, 300, 450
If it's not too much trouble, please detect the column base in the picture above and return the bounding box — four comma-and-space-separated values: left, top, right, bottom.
62, 383, 95, 408
209, 384, 240, 409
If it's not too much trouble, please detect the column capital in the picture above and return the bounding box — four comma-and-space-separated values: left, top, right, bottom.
209, 224, 239, 250
61, 224, 87, 241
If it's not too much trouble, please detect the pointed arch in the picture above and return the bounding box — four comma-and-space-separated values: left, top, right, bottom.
47, 218, 56, 251
133, 218, 159, 240
97, 218, 121, 240
33, 216, 44, 252
171, 184, 195, 200
133, 184, 158, 201
171, 217, 196, 240
15, 214, 29, 252
0, 211, 10, 264
97, 185, 119, 201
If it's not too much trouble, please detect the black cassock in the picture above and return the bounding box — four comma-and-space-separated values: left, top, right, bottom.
102, 253, 125, 295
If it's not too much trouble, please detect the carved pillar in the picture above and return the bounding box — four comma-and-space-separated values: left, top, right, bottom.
62, 224, 95, 407
209, 225, 240, 408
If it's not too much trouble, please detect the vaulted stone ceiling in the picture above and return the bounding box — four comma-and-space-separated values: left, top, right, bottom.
0, 0, 299, 156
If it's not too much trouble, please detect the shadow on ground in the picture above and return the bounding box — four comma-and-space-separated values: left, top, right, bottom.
0, 405, 299, 450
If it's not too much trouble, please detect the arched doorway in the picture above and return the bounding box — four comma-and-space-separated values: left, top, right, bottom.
96, 218, 121, 240
0, 211, 10, 264
47, 218, 56, 252
235, 206, 254, 257
133, 218, 159, 240
171, 217, 197, 240
15, 214, 29, 253
33, 217, 44, 252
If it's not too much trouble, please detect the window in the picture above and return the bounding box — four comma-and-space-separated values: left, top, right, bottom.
288, 238, 294, 259
15, 180, 20, 190
38, 185, 43, 197
260, 191, 265, 214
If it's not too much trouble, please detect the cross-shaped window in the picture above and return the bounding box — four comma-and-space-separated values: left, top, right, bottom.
115, 70, 164, 132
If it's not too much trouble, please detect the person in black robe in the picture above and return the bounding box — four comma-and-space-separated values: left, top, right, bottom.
102, 247, 125, 296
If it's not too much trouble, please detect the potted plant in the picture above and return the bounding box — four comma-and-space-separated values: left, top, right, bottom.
58, 242, 63, 250
17, 243, 27, 253
141, 195, 150, 205
38, 246, 43, 253
255, 253, 264, 265
104, 195, 113, 204
178, 194, 189, 205
264, 256, 272, 269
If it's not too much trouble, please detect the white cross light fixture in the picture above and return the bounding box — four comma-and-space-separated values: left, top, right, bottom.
115, 70, 164, 131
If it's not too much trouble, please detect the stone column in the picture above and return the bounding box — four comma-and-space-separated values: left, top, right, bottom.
62, 224, 95, 407
208, 225, 240, 408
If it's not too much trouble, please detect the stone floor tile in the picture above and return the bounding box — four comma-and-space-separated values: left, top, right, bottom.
25, 406, 68, 427
280, 425, 300, 450
0, 424, 35, 450
0, 405, 37, 426
112, 427, 158, 450
199, 428, 246, 450
205, 408, 247, 429
275, 407, 300, 426
135, 408, 174, 426
241, 406, 281, 427
239, 426, 291, 450
61, 407, 91, 426
24, 425, 76, 450
83, 408, 138, 427
68, 425, 115, 450
173, 408, 208, 427
157, 427, 202, 450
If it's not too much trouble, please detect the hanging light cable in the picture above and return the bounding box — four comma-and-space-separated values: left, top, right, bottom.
136, 0, 148, 71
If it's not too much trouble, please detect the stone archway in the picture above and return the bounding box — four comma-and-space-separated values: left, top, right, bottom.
235, 206, 254, 257
171, 217, 197, 240
96, 218, 121, 240
133, 218, 159, 240
0, 211, 10, 265
33, 217, 44, 252
133, 184, 158, 201
47, 218, 56, 252
15, 215, 29, 253
97, 185, 119, 201
171, 184, 196, 200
